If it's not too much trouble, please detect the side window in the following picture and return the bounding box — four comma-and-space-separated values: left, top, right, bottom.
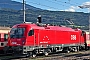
4, 34, 8, 41
28, 29, 34, 36
81, 31, 85, 36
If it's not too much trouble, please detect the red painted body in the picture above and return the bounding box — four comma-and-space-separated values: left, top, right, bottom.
8, 23, 85, 47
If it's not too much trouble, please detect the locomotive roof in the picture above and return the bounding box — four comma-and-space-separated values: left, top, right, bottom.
13, 23, 81, 32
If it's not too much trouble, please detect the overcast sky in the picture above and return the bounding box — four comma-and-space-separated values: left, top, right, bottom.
12, 0, 90, 13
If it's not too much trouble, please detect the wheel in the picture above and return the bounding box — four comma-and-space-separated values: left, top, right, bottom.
44, 52, 49, 56
65, 47, 71, 53
26, 52, 31, 57
74, 47, 78, 52
32, 51, 37, 58
26, 52, 37, 58
66, 50, 70, 53
32, 54, 36, 58
44, 49, 51, 56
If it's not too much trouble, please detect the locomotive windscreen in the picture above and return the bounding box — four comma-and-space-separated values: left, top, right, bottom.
10, 27, 25, 38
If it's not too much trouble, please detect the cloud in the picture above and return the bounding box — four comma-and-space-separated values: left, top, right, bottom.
82, 2, 90, 12
61, 6, 79, 12
82, 2, 90, 7
79, 2, 90, 8
78, 2, 90, 12
47, 9, 55, 11
61, 2, 90, 12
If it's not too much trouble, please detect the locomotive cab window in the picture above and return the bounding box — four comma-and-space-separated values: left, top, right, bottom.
10, 28, 25, 38
28, 29, 34, 36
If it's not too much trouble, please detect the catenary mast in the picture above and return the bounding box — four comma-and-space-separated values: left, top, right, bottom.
23, 0, 26, 23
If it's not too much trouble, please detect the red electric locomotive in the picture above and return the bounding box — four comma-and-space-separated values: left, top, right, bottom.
4, 16, 88, 57
4, 22, 87, 57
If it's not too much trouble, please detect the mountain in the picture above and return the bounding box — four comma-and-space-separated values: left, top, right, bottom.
0, 0, 42, 10
0, 8, 89, 30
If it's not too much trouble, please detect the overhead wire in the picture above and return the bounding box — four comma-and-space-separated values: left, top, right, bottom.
53, 0, 89, 12
0, 0, 85, 11
25, 0, 75, 25
44, 0, 69, 7
44, 0, 82, 12
25, 0, 85, 12
25, 0, 62, 10
0, 0, 88, 13
25, 1, 88, 15
57, 0, 77, 6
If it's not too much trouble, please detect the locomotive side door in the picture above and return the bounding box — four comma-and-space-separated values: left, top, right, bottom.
34, 29, 40, 46
27, 29, 34, 46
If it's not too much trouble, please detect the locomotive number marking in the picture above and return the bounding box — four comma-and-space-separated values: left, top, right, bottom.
71, 35, 76, 40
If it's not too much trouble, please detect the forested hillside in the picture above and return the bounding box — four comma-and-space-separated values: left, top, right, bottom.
0, 8, 89, 30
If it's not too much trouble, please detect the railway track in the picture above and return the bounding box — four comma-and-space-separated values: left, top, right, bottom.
0, 50, 90, 60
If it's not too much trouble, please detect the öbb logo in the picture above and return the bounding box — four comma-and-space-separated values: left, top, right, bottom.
71, 35, 76, 40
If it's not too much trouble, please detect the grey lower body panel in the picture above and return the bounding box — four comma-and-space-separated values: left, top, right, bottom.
3, 43, 85, 55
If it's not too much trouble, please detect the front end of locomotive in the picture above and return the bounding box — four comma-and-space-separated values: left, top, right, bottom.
4, 24, 28, 55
